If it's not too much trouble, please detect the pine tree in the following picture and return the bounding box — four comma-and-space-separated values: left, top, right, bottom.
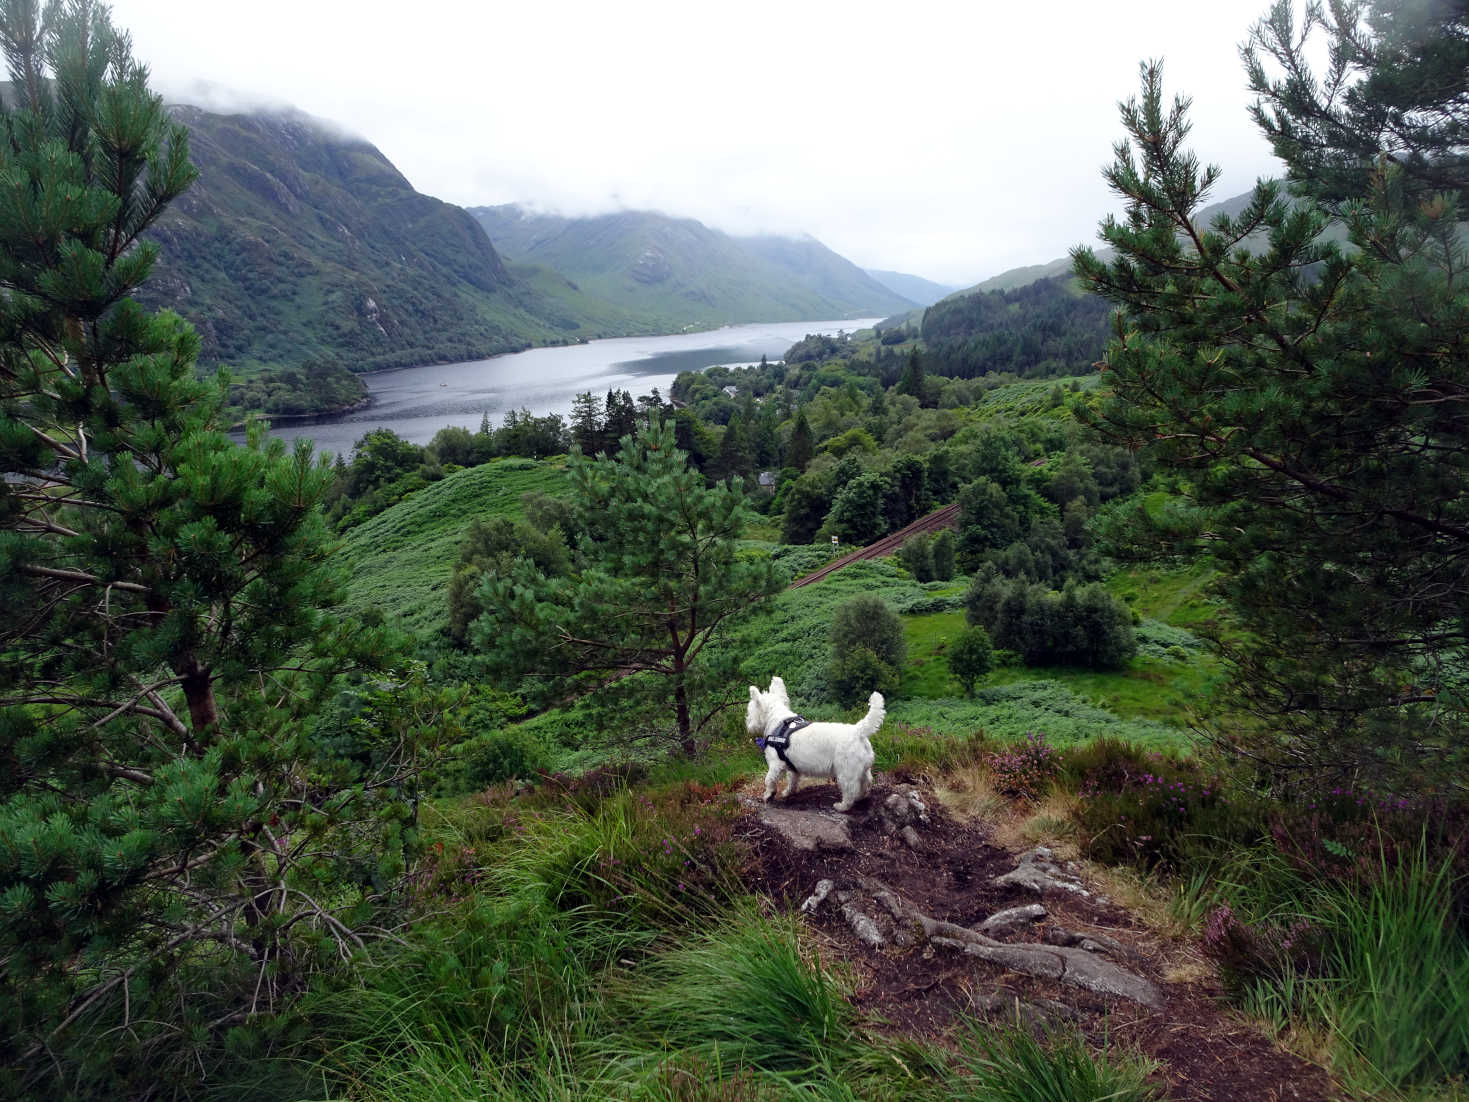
931, 528, 957, 580
1074, 34, 1469, 788
898, 348, 926, 402
603, 386, 637, 451
786, 407, 815, 470
714, 411, 754, 481
1244, 0, 1468, 209
472, 415, 781, 754
0, 3, 424, 1085
753, 402, 780, 469
570, 390, 603, 453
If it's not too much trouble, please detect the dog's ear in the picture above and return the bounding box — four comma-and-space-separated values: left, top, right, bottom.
768, 676, 789, 705
749, 686, 762, 704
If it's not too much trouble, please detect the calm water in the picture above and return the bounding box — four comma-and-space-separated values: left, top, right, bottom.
268, 318, 879, 458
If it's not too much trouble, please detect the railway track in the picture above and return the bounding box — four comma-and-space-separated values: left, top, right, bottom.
788, 503, 960, 589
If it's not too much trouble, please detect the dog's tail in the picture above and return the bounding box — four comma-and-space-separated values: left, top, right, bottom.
854, 691, 885, 741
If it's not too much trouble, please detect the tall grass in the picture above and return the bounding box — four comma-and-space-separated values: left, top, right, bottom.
599, 906, 858, 1076
1310, 847, 1469, 1094
949, 1021, 1161, 1102
292, 779, 755, 1098
1201, 837, 1469, 1095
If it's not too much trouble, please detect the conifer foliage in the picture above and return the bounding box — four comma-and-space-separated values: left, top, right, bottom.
0, 3, 424, 1089
1074, 1, 1469, 788
472, 414, 781, 754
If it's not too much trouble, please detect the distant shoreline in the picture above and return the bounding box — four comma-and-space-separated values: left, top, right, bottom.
228, 393, 375, 432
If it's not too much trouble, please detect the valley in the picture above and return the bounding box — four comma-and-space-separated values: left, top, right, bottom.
3, 2, 1466, 1101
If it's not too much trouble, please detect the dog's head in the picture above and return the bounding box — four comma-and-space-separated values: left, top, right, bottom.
746, 685, 770, 735
746, 676, 791, 736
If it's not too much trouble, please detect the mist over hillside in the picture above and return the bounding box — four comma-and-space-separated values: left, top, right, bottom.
470, 204, 913, 328
138, 104, 635, 374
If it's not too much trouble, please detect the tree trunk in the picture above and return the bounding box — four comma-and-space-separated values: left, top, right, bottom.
673, 672, 694, 757
179, 662, 218, 736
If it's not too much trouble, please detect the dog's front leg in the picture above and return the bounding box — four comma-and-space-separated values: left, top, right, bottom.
762, 761, 783, 802
782, 771, 801, 799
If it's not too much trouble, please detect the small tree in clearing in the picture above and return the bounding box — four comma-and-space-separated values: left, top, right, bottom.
829, 595, 906, 704
948, 626, 994, 696
472, 414, 781, 755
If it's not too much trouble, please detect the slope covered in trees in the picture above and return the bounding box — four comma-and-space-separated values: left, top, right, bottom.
919, 275, 1112, 379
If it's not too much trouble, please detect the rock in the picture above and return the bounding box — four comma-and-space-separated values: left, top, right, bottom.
835, 890, 886, 949
971, 990, 1081, 1033
1044, 927, 1126, 957
992, 846, 1094, 898
877, 789, 931, 835
932, 936, 1161, 1008
900, 825, 923, 850
758, 805, 853, 852
978, 903, 1048, 937
800, 879, 835, 914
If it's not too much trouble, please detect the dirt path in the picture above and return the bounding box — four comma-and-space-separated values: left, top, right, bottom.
740, 776, 1340, 1101
788, 504, 959, 589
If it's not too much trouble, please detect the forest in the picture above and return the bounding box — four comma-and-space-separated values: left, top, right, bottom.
2, 1, 1466, 1100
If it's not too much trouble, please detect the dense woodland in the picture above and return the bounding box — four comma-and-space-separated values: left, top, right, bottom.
2, 1, 1467, 1100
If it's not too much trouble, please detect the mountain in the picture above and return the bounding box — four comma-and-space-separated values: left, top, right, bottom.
946, 189, 1267, 303
869, 189, 1282, 370
140, 105, 640, 375
469, 206, 914, 327
862, 269, 961, 306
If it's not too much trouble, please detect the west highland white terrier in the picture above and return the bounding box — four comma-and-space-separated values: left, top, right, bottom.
747, 676, 882, 812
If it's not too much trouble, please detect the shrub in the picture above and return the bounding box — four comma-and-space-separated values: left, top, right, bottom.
1201, 903, 1322, 997
463, 729, 552, 788
947, 626, 994, 696
931, 528, 957, 580
899, 532, 934, 581
987, 731, 1059, 799
829, 595, 906, 705
1067, 743, 1258, 870
831, 645, 900, 706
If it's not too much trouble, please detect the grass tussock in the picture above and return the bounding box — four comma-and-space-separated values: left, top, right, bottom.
949, 1022, 1162, 1102
1202, 841, 1469, 1095
595, 906, 859, 1077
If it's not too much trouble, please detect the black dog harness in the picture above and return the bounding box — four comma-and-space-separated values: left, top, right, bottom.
757, 714, 811, 771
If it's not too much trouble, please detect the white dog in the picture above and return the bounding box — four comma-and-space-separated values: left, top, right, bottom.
747, 676, 882, 812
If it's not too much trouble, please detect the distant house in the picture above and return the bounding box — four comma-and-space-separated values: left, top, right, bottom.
757, 470, 778, 492
722, 385, 739, 398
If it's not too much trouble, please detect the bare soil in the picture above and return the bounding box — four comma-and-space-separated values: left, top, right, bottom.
740, 775, 1342, 1102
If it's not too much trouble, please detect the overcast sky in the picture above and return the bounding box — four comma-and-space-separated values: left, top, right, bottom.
108, 0, 1288, 286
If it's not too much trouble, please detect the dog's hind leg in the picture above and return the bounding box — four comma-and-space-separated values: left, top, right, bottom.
833, 770, 858, 812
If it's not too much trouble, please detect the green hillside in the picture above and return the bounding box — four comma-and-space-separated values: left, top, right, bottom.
140, 106, 647, 375
336, 458, 570, 637
949, 188, 1265, 301
470, 205, 914, 327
